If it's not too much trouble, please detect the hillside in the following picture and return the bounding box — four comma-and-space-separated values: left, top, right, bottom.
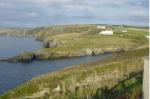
3, 25, 148, 62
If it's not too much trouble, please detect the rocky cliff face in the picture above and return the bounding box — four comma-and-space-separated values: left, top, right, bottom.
6, 47, 128, 63
43, 39, 63, 48
7, 52, 37, 63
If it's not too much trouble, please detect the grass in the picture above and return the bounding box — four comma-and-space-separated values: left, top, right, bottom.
115, 28, 149, 44
1, 48, 148, 99
7, 28, 148, 62
40, 32, 147, 50
46, 33, 136, 48
93, 71, 143, 99
40, 25, 148, 54
0, 25, 149, 98
5, 25, 149, 62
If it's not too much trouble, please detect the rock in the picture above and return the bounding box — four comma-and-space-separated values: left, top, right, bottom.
43, 39, 62, 48
93, 49, 104, 55
8, 52, 37, 63
80, 48, 93, 55
35, 50, 50, 60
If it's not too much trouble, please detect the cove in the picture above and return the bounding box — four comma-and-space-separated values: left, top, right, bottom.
0, 36, 42, 59
0, 36, 111, 94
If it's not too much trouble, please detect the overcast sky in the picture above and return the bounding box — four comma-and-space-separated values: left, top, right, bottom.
0, 0, 149, 27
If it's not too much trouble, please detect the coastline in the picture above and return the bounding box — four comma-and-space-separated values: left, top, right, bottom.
1, 48, 148, 98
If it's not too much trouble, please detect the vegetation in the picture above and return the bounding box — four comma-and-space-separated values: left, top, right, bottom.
0, 24, 148, 99
93, 71, 143, 99
5, 25, 149, 62
0, 48, 148, 99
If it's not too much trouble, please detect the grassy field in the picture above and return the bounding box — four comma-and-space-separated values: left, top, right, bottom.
1, 48, 148, 99
6, 25, 149, 62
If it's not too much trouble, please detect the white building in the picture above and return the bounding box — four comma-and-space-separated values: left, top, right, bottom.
99, 30, 114, 35
97, 25, 106, 29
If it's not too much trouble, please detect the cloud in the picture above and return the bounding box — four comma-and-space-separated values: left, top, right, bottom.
27, 12, 39, 18
0, 0, 148, 27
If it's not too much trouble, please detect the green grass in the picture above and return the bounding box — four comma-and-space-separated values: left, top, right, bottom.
6, 25, 149, 62
38, 25, 148, 57
93, 71, 143, 99
47, 33, 136, 47
1, 48, 148, 99
39, 31, 148, 52
115, 29, 148, 43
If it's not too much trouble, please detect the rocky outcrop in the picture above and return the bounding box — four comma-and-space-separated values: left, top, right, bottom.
4, 47, 140, 63
7, 52, 37, 63
43, 39, 63, 48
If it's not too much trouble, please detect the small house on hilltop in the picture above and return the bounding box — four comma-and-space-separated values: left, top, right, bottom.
99, 30, 114, 35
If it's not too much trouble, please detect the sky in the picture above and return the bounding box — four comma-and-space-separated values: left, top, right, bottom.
0, 0, 149, 27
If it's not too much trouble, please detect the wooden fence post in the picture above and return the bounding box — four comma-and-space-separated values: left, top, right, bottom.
143, 57, 149, 99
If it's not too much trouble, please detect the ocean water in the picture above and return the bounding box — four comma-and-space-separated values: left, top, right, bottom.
0, 36, 111, 94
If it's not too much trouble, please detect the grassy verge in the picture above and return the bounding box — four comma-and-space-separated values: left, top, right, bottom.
93, 71, 143, 99
1, 48, 148, 99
